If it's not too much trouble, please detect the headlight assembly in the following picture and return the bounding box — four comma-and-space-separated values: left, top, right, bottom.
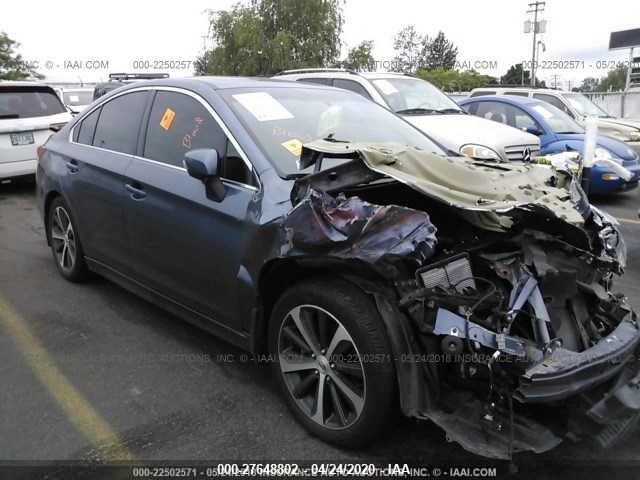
460, 144, 501, 161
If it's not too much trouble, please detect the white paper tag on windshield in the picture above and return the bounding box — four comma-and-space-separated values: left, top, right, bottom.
374, 79, 398, 95
532, 104, 554, 119
232, 92, 294, 122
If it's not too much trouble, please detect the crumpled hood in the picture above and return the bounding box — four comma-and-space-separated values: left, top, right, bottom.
403, 113, 540, 159
301, 140, 586, 231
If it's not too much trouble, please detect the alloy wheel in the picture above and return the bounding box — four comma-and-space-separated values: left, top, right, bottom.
277, 304, 366, 430
50, 206, 77, 272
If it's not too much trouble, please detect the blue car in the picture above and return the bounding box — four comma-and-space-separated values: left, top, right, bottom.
459, 95, 640, 194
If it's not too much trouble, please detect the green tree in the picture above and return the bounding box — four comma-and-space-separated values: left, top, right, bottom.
423, 31, 458, 70
342, 40, 375, 71
597, 63, 627, 92
392, 25, 424, 73
416, 68, 497, 92
577, 77, 599, 92
195, 0, 344, 76
0, 32, 42, 80
499, 63, 545, 87
500, 63, 528, 85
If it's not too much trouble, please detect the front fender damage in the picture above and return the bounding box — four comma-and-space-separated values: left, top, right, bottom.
273, 141, 639, 460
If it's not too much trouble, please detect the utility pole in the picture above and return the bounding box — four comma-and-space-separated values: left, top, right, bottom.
526, 1, 546, 86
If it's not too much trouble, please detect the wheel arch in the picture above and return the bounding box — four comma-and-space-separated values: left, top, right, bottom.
43, 190, 62, 246
255, 256, 430, 418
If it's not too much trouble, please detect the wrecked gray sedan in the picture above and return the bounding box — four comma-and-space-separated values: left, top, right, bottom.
38, 79, 639, 460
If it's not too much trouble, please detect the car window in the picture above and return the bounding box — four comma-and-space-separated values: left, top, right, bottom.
92, 91, 148, 154
472, 101, 540, 131
473, 101, 510, 125
0, 87, 66, 119
333, 79, 371, 99
504, 91, 530, 97
144, 91, 255, 186
469, 90, 495, 97
296, 78, 332, 86
529, 102, 583, 134
63, 90, 93, 107
533, 93, 573, 117
370, 77, 462, 113
75, 107, 101, 145
562, 93, 611, 118
220, 139, 257, 186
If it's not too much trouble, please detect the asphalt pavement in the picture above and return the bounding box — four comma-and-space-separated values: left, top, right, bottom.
1, 180, 640, 476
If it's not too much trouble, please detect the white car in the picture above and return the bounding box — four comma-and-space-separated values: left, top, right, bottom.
1, 82, 72, 181
275, 69, 541, 162
59, 87, 94, 115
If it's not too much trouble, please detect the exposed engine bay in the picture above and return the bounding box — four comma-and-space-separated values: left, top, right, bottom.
281, 141, 640, 459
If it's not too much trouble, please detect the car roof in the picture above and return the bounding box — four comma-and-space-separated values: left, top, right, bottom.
274, 70, 412, 81
461, 94, 541, 106
115, 76, 339, 92
471, 87, 570, 95
0, 80, 56, 89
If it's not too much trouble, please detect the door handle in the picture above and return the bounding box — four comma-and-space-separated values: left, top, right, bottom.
65, 160, 79, 174
125, 183, 147, 200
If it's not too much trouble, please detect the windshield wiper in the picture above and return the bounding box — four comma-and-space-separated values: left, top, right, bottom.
556, 131, 582, 134
0, 114, 19, 119
395, 107, 438, 115
435, 108, 465, 114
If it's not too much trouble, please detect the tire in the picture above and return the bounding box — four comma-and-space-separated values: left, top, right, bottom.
47, 196, 88, 282
269, 277, 397, 447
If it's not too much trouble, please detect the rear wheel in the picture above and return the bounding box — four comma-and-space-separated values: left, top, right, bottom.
47, 196, 88, 282
269, 277, 397, 447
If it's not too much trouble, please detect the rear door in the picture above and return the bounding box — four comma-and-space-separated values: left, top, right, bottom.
123, 89, 259, 330
66, 90, 150, 275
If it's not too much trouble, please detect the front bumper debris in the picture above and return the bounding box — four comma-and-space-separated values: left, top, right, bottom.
515, 315, 640, 403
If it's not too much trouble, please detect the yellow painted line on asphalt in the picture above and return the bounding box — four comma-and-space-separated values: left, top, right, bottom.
0, 298, 134, 460
617, 217, 640, 225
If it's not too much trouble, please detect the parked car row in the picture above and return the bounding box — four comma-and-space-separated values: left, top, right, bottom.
4, 71, 640, 196
459, 94, 640, 194
275, 69, 542, 163
469, 86, 640, 153
34, 75, 640, 460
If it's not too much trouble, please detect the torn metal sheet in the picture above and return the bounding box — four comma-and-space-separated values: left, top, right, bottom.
301, 140, 586, 231
280, 189, 437, 273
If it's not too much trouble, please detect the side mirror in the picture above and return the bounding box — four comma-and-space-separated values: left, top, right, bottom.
524, 125, 543, 136
184, 148, 219, 180
184, 149, 225, 202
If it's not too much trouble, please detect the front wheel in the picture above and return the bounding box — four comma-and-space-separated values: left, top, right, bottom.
269, 277, 397, 447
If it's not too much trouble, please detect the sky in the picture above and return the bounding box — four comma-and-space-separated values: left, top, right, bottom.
2, 0, 639, 90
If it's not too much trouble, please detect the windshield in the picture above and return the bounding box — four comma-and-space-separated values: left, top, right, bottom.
221, 87, 445, 177
0, 87, 66, 119
564, 93, 611, 118
531, 102, 584, 134
63, 90, 93, 107
370, 77, 463, 115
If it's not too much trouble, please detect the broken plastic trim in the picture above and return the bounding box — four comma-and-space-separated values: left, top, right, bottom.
515, 315, 640, 403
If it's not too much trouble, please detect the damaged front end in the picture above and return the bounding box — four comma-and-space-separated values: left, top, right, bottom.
282, 141, 640, 460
